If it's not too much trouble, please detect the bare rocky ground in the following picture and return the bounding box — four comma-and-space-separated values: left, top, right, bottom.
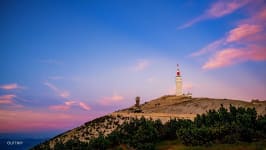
36, 95, 266, 149
123, 95, 266, 115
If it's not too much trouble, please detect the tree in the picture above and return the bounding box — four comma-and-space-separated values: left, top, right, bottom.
89, 134, 110, 150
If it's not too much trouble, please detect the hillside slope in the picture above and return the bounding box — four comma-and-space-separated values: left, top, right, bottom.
32, 95, 266, 149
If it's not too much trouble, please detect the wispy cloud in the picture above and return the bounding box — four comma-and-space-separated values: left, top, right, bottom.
178, 0, 251, 29
190, 39, 225, 57
44, 82, 70, 98
0, 94, 15, 104
49, 100, 91, 111
133, 59, 151, 71
79, 102, 91, 111
0, 83, 23, 90
49, 100, 75, 111
65, 100, 76, 106
99, 94, 124, 106
59, 91, 70, 99
202, 48, 245, 69
191, 3, 266, 69
226, 24, 263, 42
44, 81, 91, 111
203, 46, 266, 69
206, 0, 250, 17
0, 94, 23, 108
44, 82, 58, 91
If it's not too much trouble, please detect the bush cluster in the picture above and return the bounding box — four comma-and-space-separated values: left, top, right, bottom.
176, 104, 266, 146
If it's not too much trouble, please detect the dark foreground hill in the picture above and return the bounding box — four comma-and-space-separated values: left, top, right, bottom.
32, 95, 266, 149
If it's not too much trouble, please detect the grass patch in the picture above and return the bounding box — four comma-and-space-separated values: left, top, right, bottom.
155, 139, 266, 150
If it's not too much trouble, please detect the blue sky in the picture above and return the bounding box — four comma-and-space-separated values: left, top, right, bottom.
0, 0, 265, 137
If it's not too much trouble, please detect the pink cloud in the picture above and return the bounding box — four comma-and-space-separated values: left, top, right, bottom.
0, 94, 16, 100
241, 6, 266, 24
0, 109, 91, 132
44, 82, 91, 111
0, 99, 13, 105
44, 82, 70, 98
202, 48, 246, 69
0, 94, 16, 104
227, 24, 263, 42
0, 83, 21, 90
246, 45, 266, 61
193, 24, 264, 58
191, 5, 266, 69
207, 0, 250, 18
59, 91, 70, 98
0, 94, 24, 108
202, 46, 266, 69
99, 94, 124, 106
256, 8, 266, 22
65, 100, 76, 106
179, 0, 250, 29
79, 102, 91, 111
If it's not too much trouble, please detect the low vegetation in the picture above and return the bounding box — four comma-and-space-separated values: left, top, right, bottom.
156, 139, 266, 150
32, 105, 266, 150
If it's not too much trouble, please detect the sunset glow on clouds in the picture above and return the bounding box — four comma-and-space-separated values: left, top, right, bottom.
0, 94, 16, 104
0, 0, 265, 137
179, 0, 251, 29
0, 109, 91, 132
99, 94, 124, 106
0, 83, 22, 90
0, 94, 23, 108
49, 100, 91, 111
45, 81, 91, 111
206, 0, 250, 17
79, 102, 91, 111
189, 1, 266, 69
226, 24, 263, 42
202, 48, 248, 69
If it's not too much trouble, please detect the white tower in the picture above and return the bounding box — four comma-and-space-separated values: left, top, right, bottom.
176, 64, 183, 96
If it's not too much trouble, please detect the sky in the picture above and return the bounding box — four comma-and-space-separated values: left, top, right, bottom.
0, 0, 265, 138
